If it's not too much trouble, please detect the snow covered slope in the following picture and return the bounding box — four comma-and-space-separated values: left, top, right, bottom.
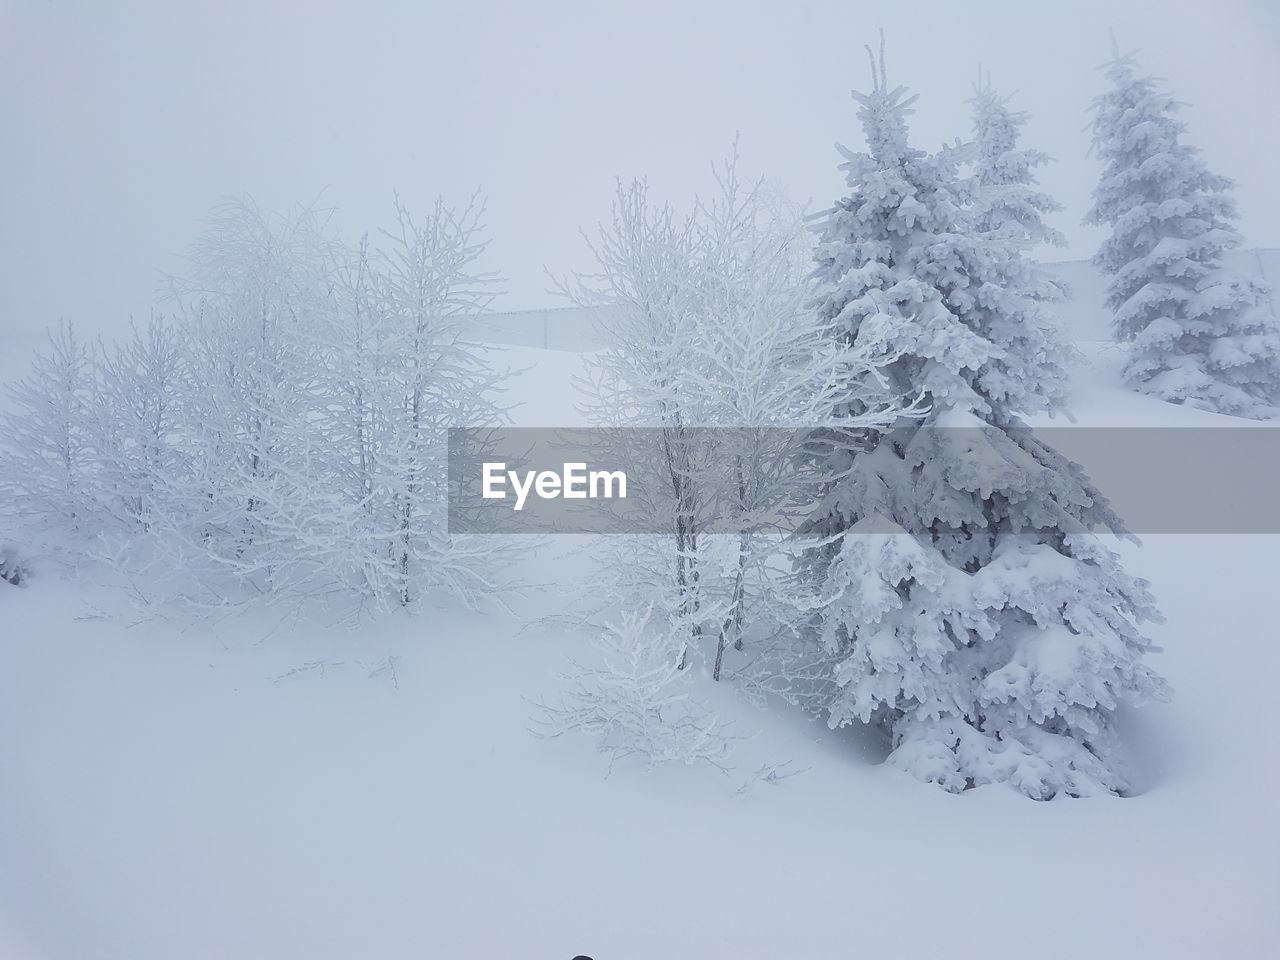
0, 343, 1276, 959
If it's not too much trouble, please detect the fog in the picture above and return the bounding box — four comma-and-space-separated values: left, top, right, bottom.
3, 0, 1277, 340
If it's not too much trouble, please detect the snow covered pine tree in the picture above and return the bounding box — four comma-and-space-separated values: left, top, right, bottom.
970, 73, 1069, 268
798, 42, 1169, 798
967, 71, 1081, 412
1086, 49, 1280, 418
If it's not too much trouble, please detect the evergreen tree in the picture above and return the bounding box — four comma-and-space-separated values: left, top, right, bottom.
969, 73, 1065, 248
1086, 50, 1280, 418
966, 73, 1080, 415
797, 43, 1168, 798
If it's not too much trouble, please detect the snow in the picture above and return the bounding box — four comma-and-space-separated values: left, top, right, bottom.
1, 340, 1277, 958
1045, 340, 1280, 427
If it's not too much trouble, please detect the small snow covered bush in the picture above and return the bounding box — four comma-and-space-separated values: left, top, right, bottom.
536, 606, 735, 774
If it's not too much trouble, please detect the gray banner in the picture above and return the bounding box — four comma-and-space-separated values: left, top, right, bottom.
447, 426, 1280, 534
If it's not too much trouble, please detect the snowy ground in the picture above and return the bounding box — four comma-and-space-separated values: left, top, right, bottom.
1, 342, 1277, 959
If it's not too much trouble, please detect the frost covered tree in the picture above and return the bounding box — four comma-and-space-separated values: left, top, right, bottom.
966, 73, 1079, 414
320, 195, 510, 607
564, 157, 898, 677
114, 193, 512, 610
689, 159, 902, 678
1, 318, 186, 560
564, 178, 710, 658
1086, 50, 1280, 418
535, 606, 735, 773
149, 198, 337, 600
0, 193, 512, 614
969, 73, 1065, 247
91, 316, 185, 531
796, 43, 1168, 799
0, 321, 101, 540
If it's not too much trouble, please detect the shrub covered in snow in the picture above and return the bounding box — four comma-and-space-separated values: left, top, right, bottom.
535, 606, 735, 774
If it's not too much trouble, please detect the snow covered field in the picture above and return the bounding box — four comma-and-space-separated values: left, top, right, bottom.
1, 341, 1275, 960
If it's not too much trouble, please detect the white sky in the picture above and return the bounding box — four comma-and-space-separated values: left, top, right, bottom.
2, 0, 1278, 335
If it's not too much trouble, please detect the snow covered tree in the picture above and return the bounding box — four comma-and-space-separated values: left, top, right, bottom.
1086, 50, 1280, 418
969, 73, 1066, 247
0, 321, 102, 541
1, 193, 512, 614
564, 178, 711, 660
966, 73, 1079, 416
91, 316, 185, 531
564, 156, 899, 677
85, 194, 507, 611
535, 605, 735, 774
153, 197, 338, 599
962, 73, 1075, 419
796, 42, 1168, 798
688, 158, 902, 678
327, 195, 510, 607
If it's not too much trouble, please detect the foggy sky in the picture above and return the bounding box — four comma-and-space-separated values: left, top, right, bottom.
2, 0, 1277, 341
